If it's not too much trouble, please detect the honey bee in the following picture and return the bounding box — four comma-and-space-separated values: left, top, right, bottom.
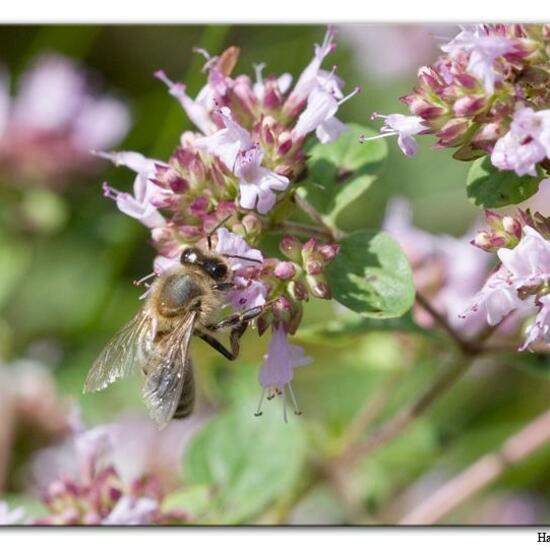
83, 244, 266, 429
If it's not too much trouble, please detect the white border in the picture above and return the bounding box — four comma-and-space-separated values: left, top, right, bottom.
0, 0, 548, 23
0, 527, 547, 547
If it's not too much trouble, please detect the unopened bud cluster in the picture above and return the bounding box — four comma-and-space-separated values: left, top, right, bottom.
367, 25, 550, 179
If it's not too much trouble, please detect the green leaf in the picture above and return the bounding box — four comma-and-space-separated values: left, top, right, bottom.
326, 230, 415, 318
162, 485, 212, 519
296, 311, 428, 347
466, 156, 544, 208
184, 404, 306, 523
501, 351, 550, 378
298, 124, 387, 229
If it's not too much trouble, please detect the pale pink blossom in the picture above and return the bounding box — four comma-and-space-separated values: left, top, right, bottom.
4, 54, 129, 150
521, 295, 550, 350
154, 70, 217, 136
253, 63, 292, 101
102, 496, 158, 525
462, 226, 550, 327
234, 145, 289, 214
491, 108, 550, 176
230, 277, 268, 310
286, 27, 337, 110
292, 85, 357, 144
98, 150, 168, 228
497, 226, 550, 287
195, 106, 252, 169
215, 227, 263, 270
364, 113, 426, 156
0, 501, 25, 525
256, 325, 311, 421
460, 266, 525, 326
441, 25, 518, 94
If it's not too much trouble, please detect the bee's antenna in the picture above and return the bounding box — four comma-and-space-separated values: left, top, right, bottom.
223, 254, 263, 264
206, 215, 233, 250
134, 272, 156, 287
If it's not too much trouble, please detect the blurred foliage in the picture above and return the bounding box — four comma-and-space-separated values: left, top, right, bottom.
1, 24, 550, 526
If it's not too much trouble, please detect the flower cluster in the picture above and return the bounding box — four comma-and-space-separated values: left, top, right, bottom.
463, 212, 550, 350
0, 53, 130, 188
100, 28, 355, 415
28, 414, 190, 525
366, 24, 550, 178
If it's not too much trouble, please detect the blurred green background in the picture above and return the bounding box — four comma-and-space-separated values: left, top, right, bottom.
1, 24, 549, 525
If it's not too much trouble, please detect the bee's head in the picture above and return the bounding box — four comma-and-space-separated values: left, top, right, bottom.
180, 247, 229, 281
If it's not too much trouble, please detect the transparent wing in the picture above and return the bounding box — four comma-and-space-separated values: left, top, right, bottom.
142, 311, 196, 429
83, 308, 152, 393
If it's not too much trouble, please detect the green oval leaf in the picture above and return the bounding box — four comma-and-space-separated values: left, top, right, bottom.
298, 124, 387, 229
184, 404, 306, 523
466, 156, 544, 208
326, 230, 415, 318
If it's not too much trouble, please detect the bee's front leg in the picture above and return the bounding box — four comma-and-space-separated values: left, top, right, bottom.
195, 320, 247, 361
197, 304, 266, 361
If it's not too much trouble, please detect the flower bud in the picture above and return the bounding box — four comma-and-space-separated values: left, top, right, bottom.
453, 95, 487, 117
241, 213, 262, 238
279, 234, 302, 262
274, 261, 297, 280
277, 131, 293, 156
502, 215, 522, 239
318, 243, 340, 263
305, 259, 323, 275
473, 231, 492, 251
288, 280, 309, 301
307, 275, 332, 300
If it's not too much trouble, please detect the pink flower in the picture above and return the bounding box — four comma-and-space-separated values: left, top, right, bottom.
521, 295, 550, 350
154, 70, 217, 136
102, 496, 158, 525
286, 27, 337, 111
0, 501, 25, 525
253, 63, 292, 102
98, 151, 168, 228
195, 106, 252, 169
441, 25, 518, 94
230, 277, 268, 310
5, 54, 129, 150
498, 226, 550, 287
462, 226, 550, 326
491, 108, 550, 176
292, 85, 358, 144
197, 108, 289, 214
460, 266, 524, 326
255, 324, 311, 421
364, 113, 426, 157
215, 227, 263, 270
234, 144, 289, 214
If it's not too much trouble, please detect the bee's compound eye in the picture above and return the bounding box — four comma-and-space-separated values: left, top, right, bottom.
180, 248, 199, 265
207, 261, 228, 280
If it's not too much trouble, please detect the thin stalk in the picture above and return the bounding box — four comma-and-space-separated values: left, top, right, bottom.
400, 406, 550, 524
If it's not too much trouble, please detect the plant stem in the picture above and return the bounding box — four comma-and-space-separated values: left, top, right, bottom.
415, 292, 478, 355
399, 406, 550, 524
334, 295, 499, 467
293, 194, 345, 241
336, 354, 475, 466
273, 220, 335, 241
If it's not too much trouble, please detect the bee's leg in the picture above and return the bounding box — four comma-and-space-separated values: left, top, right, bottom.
206, 305, 265, 331
195, 321, 248, 361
